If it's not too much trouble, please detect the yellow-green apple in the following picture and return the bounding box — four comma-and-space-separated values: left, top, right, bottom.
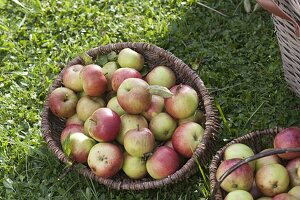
288, 186, 300, 199
111, 68, 142, 92
62, 64, 84, 92
149, 112, 177, 141
107, 96, 126, 116
87, 142, 123, 178
80, 64, 107, 96
88, 108, 121, 142
83, 116, 91, 136
142, 95, 164, 121
223, 143, 256, 170
178, 109, 206, 126
117, 78, 151, 114
145, 66, 176, 89
116, 114, 148, 145
224, 190, 254, 200
124, 127, 155, 157
165, 84, 199, 119
273, 127, 300, 160
255, 163, 290, 197
272, 193, 298, 200
255, 148, 281, 172
102, 61, 119, 90
48, 87, 78, 118
256, 197, 272, 200
117, 48, 144, 71
146, 146, 180, 179
216, 158, 254, 192
286, 157, 300, 187
76, 95, 105, 121
60, 124, 84, 145
65, 113, 84, 126
172, 122, 204, 158
122, 152, 147, 179
62, 132, 96, 163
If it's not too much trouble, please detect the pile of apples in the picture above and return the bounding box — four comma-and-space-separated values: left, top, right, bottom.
48, 47, 206, 180
216, 127, 300, 200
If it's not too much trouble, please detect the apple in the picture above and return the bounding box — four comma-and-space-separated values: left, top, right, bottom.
88, 108, 121, 142
122, 152, 147, 179
142, 95, 164, 121
256, 198, 272, 200
116, 114, 148, 145
106, 96, 126, 116
172, 122, 204, 158
178, 109, 206, 126
255, 163, 290, 197
102, 61, 119, 90
255, 148, 281, 172
286, 157, 300, 187
146, 146, 180, 179
117, 78, 151, 114
48, 87, 78, 118
224, 190, 254, 200
272, 193, 298, 200
223, 143, 256, 170
149, 112, 177, 141
165, 84, 199, 119
288, 186, 300, 199
62, 132, 96, 163
87, 142, 123, 178
80, 64, 107, 96
123, 127, 155, 157
111, 68, 142, 92
65, 113, 84, 126
62, 64, 84, 92
145, 66, 176, 89
273, 127, 300, 160
117, 48, 144, 71
60, 124, 84, 144
216, 158, 254, 192
250, 180, 263, 199
76, 95, 106, 121
83, 116, 91, 136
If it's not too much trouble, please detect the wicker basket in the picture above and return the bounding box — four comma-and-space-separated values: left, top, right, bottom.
258, 0, 300, 97
209, 127, 300, 200
41, 42, 220, 190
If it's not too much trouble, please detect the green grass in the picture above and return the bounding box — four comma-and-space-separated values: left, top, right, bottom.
1, 0, 300, 199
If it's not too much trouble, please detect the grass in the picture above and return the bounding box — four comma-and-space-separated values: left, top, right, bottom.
1, 0, 300, 199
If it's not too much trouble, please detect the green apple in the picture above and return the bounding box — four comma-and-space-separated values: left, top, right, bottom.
145, 66, 176, 89
102, 61, 119, 91
149, 112, 177, 141
76, 95, 105, 121
122, 153, 147, 179
224, 190, 254, 200
117, 48, 144, 71
288, 186, 300, 199
62, 64, 84, 92
107, 96, 126, 116
255, 148, 281, 172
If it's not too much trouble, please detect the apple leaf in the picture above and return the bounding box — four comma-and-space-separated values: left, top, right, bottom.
95, 55, 108, 66
107, 51, 117, 61
80, 52, 93, 65
62, 134, 72, 158
147, 85, 173, 98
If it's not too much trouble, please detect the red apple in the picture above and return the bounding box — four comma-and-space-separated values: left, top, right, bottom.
87, 143, 123, 178
117, 48, 144, 71
62, 132, 96, 163
255, 163, 290, 197
286, 157, 300, 187
122, 152, 147, 179
60, 124, 84, 145
106, 96, 126, 116
145, 66, 176, 89
216, 158, 254, 192
111, 68, 142, 92
88, 108, 121, 142
117, 78, 151, 114
224, 190, 254, 200
146, 146, 180, 179
80, 64, 107, 96
124, 127, 155, 157
149, 112, 177, 141
48, 87, 78, 118
142, 95, 164, 121
76, 95, 105, 121
172, 122, 204, 158
62, 64, 84, 92
288, 186, 300, 199
65, 113, 84, 126
273, 127, 300, 160
272, 193, 298, 200
165, 84, 199, 119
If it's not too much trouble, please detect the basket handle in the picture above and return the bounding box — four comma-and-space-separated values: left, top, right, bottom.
256, 0, 300, 37
211, 147, 300, 199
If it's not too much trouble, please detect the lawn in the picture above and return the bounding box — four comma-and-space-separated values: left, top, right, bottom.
1, 0, 300, 199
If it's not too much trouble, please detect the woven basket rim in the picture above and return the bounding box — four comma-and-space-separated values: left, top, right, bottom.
41, 42, 220, 190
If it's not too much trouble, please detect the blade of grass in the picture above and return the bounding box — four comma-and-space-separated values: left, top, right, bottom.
196, 1, 228, 17
242, 101, 266, 130
215, 102, 232, 135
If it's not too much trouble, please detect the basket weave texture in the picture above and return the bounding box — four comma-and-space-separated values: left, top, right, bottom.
41, 42, 220, 190
272, 0, 300, 97
209, 127, 284, 200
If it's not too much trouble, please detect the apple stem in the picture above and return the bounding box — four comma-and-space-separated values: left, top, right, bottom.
147, 85, 173, 98
176, 83, 182, 94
